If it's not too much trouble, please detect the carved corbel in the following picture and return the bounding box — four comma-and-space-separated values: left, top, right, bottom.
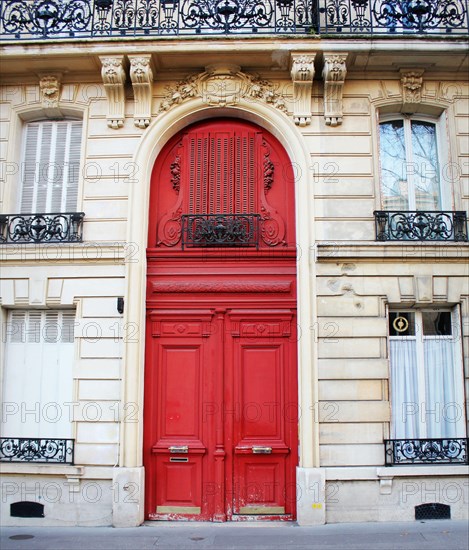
39, 74, 62, 117
322, 53, 348, 127
400, 69, 424, 112
99, 55, 126, 129
290, 54, 316, 126
128, 55, 154, 129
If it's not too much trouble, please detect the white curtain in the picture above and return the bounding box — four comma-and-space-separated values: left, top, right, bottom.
424, 339, 466, 438
390, 339, 419, 439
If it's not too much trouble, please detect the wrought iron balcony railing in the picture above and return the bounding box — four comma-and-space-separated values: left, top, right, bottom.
385, 438, 468, 465
0, 437, 75, 464
374, 211, 468, 242
0, 212, 85, 244
0, 0, 467, 40
181, 213, 260, 249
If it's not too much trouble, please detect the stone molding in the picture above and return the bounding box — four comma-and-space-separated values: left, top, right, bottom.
151, 281, 292, 293
99, 55, 126, 129
322, 53, 348, 127
290, 53, 316, 127
129, 55, 153, 129
400, 69, 425, 109
158, 64, 287, 116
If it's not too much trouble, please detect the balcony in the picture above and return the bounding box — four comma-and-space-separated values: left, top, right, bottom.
385, 438, 468, 465
0, 0, 467, 40
0, 212, 85, 244
374, 211, 468, 242
0, 437, 75, 464
181, 213, 260, 249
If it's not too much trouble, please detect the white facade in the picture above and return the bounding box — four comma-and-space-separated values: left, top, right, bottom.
0, 22, 468, 526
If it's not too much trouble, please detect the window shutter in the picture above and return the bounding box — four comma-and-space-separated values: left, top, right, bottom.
20, 120, 82, 213
186, 129, 257, 215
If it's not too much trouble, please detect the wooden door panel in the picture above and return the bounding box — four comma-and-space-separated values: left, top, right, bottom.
227, 310, 297, 517
145, 311, 214, 520
237, 345, 283, 440
155, 457, 203, 515
236, 458, 286, 514
157, 345, 202, 439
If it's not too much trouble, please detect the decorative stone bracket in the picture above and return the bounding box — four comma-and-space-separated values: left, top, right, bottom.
129, 55, 154, 129
290, 53, 316, 127
400, 69, 424, 112
322, 52, 348, 127
99, 55, 126, 129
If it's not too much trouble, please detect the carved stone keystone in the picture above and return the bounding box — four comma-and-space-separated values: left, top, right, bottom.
400, 69, 424, 110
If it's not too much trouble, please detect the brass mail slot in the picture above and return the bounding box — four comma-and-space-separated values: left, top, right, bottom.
252, 446, 272, 454
170, 457, 189, 462
168, 445, 188, 453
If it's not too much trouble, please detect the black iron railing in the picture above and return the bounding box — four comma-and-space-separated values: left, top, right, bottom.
181, 213, 260, 249
374, 211, 468, 242
320, 0, 468, 35
0, 0, 467, 40
0, 212, 84, 244
385, 438, 468, 465
0, 437, 75, 464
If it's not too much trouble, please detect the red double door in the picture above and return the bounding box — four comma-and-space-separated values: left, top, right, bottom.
144, 119, 298, 521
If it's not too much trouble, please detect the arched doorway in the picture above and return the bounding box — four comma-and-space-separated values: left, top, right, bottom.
144, 118, 298, 521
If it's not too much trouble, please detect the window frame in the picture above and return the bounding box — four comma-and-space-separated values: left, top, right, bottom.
18, 119, 83, 214
388, 306, 467, 440
378, 113, 450, 211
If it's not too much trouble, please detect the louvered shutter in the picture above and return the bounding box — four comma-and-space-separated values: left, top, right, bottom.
2, 310, 75, 438
186, 129, 257, 214
20, 120, 82, 213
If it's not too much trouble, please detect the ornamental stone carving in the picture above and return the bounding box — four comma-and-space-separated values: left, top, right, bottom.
290, 53, 316, 126
322, 53, 348, 127
39, 75, 62, 111
158, 64, 287, 115
99, 55, 126, 129
129, 55, 153, 129
400, 69, 424, 107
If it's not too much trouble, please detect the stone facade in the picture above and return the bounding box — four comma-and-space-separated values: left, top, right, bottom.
0, 33, 468, 526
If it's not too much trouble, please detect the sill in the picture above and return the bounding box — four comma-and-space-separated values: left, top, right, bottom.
0, 463, 84, 476
377, 465, 469, 478
324, 465, 469, 480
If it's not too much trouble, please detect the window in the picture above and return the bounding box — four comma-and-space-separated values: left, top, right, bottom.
379, 117, 444, 211
388, 309, 466, 440
20, 120, 82, 213
1, 310, 75, 440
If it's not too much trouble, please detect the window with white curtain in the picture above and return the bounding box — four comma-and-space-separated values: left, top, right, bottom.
379, 117, 445, 211
389, 309, 466, 440
1, 310, 75, 439
20, 120, 82, 213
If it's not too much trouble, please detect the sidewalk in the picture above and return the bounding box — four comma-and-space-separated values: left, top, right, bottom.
1, 520, 468, 550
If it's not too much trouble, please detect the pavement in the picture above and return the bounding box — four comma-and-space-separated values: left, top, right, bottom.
1, 520, 468, 550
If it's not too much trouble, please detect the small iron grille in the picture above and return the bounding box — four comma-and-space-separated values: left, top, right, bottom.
384, 438, 468, 466
0, 438, 75, 464
181, 213, 260, 249
415, 503, 451, 520
0, 212, 85, 244
374, 211, 468, 242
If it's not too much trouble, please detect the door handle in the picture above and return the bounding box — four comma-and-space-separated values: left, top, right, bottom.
168, 445, 188, 453
252, 446, 272, 454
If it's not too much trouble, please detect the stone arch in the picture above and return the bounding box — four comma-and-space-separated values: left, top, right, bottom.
121, 99, 318, 475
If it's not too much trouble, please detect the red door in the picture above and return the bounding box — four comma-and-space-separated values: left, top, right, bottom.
144, 119, 297, 521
